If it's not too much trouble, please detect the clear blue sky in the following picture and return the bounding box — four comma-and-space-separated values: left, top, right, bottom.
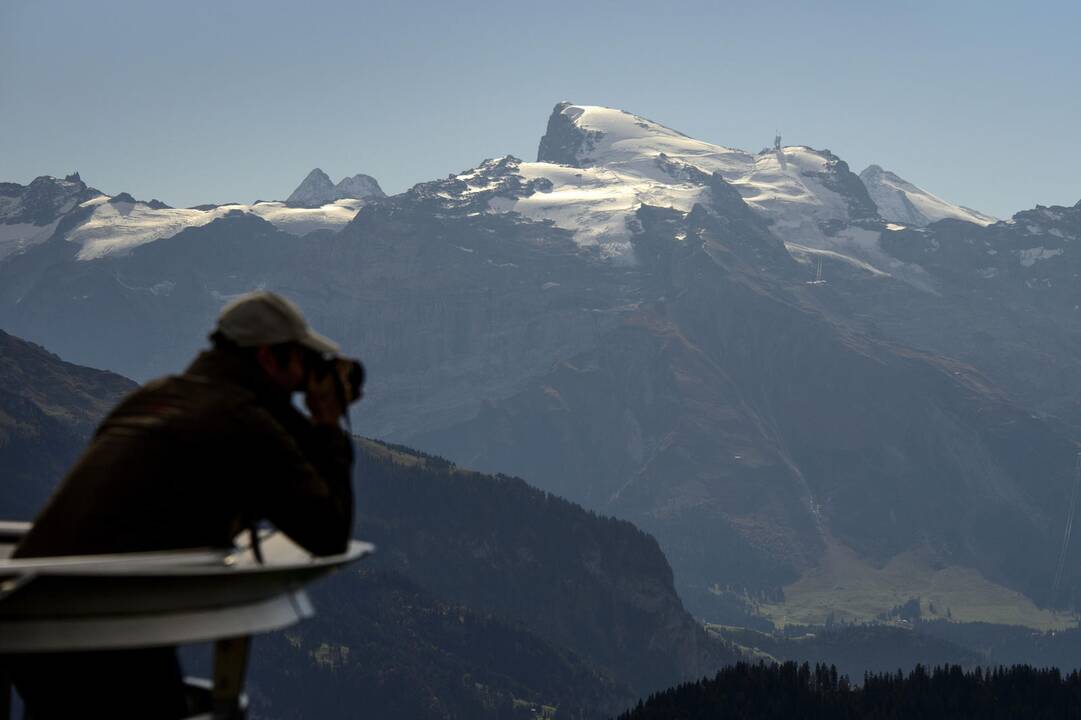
2, 0, 1078, 219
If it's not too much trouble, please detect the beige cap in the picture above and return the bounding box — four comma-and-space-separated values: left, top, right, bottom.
216, 290, 339, 356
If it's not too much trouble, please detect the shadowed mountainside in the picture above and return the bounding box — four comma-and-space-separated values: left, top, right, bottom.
0, 329, 135, 517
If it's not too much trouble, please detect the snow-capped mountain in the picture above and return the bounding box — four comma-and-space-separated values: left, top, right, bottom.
1, 107, 990, 276
524, 103, 881, 255
0, 169, 386, 261
860, 164, 996, 227
67, 194, 367, 260
285, 168, 385, 207
0, 173, 104, 259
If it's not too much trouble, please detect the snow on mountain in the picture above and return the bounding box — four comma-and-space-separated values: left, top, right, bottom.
286, 168, 384, 207
475, 103, 996, 285
860, 164, 996, 227
0, 168, 382, 262
0, 173, 104, 259
537, 103, 754, 179
68, 195, 365, 260
475, 103, 883, 262
489, 160, 710, 259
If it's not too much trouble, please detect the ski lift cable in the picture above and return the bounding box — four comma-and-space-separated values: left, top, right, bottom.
1051, 452, 1081, 599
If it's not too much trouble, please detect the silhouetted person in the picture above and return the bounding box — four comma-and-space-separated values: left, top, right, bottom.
9, 291, 363, 719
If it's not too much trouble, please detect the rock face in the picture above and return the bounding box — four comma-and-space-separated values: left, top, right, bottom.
334, 173, 384, 200
864, 200, 1081, 430
285, 168, 338, 206
0, 173, 103, 259
285, 168, 385, 207
537, 101, 602, 166
2, 102, 1081, 625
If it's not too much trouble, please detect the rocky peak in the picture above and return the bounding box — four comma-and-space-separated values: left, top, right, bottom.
812, 152, 881, 224
537, 101, 598, 167
2, 173, 102, 226
286, 168, 385, 207
399, 155, 553, 217
286, 168, 338, 207
336, 173, 385, 200
860, 163, 995, 227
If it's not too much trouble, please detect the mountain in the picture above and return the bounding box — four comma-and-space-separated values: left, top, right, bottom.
285, 167, 385, 207
0, 170, 385, 263
350, 439, 731, 692
0, 329, 135, 517
817, 198, 1081, 431
411, 189, 1081, 621
859, 164, 996, 227
3, 102, 1080, 629
250, 567, 627, 719
534, 103, 881, 256
334, 172, 384, 201
0, 173, 104, 259
248, 439, 739, 717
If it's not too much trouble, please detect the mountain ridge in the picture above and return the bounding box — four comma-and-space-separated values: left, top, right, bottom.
285, 167, 385, 208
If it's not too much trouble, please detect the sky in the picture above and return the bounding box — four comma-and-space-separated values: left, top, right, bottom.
2, 0, 1078, 219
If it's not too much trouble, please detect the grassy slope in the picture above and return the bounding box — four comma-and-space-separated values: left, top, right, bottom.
750, 539, 1078, 631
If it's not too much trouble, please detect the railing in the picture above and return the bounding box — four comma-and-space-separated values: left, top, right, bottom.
0, 523, 373, 719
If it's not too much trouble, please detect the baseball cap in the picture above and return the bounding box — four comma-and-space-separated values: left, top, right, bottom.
215, 290, 340, 356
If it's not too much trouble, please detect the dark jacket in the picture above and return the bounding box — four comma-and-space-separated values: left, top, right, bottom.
14, 347, 354, 559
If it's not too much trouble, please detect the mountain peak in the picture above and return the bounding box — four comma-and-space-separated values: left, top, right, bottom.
286, 168, 337, 207
537, 102, 689, 167
336, 173, 385, 200
286, 168, 384, 207
536, 102, 591, 166
859, 164, 995, 227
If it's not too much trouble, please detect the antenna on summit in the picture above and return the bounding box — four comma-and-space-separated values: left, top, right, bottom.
774, 130, 788, 170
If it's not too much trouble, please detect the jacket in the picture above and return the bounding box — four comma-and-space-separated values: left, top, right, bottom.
13, 347, 354, 559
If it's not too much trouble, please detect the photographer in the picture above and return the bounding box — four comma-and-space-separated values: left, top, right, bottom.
11, 290, 364, 718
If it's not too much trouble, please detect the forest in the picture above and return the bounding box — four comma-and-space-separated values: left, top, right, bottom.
616, 661, 1081, 719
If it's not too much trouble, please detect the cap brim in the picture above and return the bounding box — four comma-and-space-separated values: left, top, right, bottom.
298, 329, 340, 356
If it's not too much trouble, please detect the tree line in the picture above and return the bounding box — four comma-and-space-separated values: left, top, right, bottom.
617, 661, 1081, 719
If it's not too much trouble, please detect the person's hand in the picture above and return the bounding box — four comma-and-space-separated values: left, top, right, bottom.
304, 359, 355, 426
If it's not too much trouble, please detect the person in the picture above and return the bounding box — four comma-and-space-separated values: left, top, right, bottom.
9, 290, 363, 718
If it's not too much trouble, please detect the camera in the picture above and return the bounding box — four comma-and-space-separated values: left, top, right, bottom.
307, 352, 365, 403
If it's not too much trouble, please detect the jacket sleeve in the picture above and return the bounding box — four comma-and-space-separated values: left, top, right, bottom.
239, 402, 355, 556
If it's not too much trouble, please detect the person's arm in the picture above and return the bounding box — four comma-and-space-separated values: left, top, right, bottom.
241, 401, 354, 556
